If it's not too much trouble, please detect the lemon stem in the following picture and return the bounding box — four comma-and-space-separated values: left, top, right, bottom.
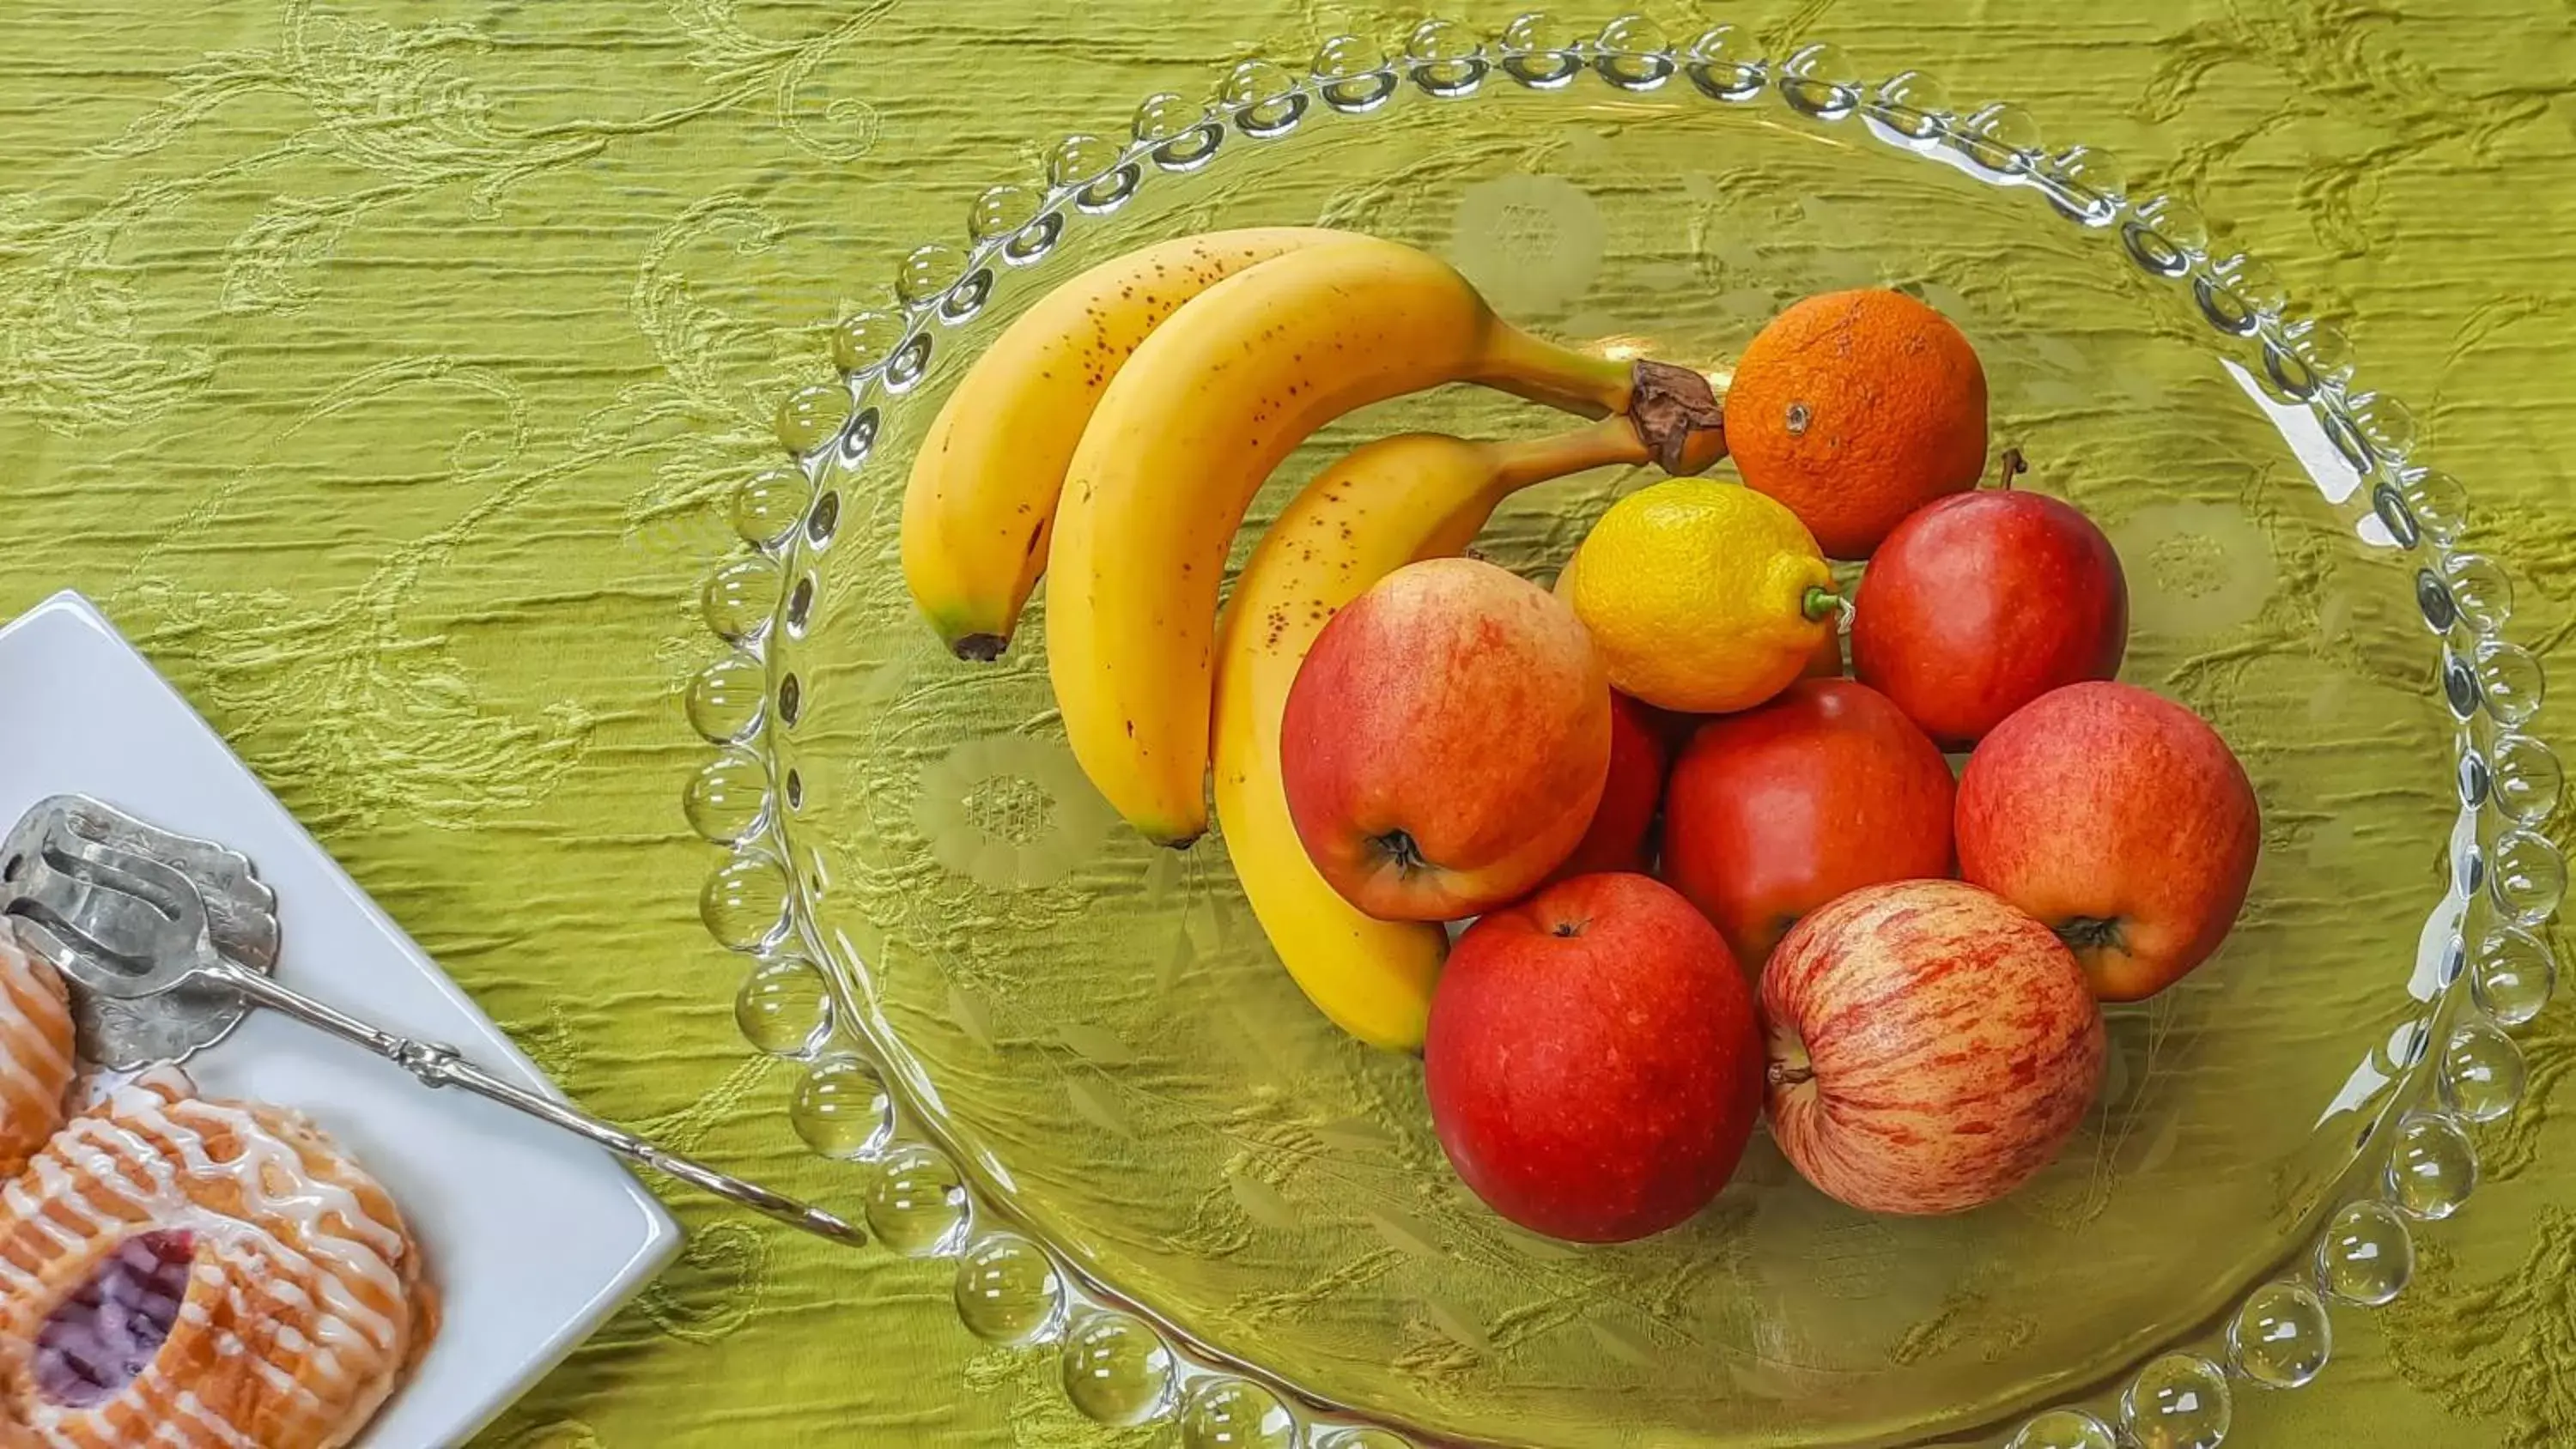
1801, 585, 1841, 622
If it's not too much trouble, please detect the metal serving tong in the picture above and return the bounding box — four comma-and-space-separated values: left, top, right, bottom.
0, 796, 283, 1069
1, 796, 860, 1246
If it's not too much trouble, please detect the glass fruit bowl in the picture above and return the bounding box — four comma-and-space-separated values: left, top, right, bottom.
683, 18, 2564, 1449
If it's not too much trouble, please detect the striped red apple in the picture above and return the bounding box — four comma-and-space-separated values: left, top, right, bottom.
1761, 879, 2105, 1216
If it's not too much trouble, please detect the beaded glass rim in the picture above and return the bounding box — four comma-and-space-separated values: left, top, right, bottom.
677, 15, 2566, 1448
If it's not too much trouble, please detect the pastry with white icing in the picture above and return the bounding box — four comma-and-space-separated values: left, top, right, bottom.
0, 927, 73, 1179
0, 1073, 437, 1448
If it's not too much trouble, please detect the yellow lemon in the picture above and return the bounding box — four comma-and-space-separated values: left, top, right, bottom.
1567, 478, 1839, 712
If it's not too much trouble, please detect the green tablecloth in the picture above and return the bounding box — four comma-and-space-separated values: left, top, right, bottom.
3, 2, 2570, 1445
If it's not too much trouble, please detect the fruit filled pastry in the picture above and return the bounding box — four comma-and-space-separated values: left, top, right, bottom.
0, 1072, 436, 1449
0, 925, 74, 1179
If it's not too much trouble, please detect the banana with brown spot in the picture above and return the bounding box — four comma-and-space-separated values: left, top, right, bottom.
901, 227, 1350, 658
1212, 417, 1649, 1047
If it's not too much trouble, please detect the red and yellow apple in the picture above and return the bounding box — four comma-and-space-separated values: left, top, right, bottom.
1283, 556, 1611, 921
1660, 680, 1954, 967
1544, 692, 1668, 882
1956, 680, 2259, 1000
1763, 878, 2105, 1216
1426, 872, 1764, 1242
1851, 489, 2127, 747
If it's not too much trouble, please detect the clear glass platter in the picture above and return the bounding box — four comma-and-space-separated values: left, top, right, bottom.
681, 19, 2563, 1449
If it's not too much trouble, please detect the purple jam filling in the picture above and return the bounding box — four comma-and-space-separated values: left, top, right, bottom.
33, 1229, 196, 1407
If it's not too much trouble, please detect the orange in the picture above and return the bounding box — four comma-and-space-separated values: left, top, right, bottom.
1725, 289, 1988, 560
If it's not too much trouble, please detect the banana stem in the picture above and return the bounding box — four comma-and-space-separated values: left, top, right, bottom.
1485, 415, 1653, 490
1473, 324, 1636, 418
1473, 327, 1723, 476
1628, 361, 1727, 475
1415, 415, 1658, 564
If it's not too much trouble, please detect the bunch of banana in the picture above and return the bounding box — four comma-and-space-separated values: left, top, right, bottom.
902, 227, 1346, 658
898, 226, 1722, 1046
1210, 418, 1651, 1048
1045, 233, 1721, 844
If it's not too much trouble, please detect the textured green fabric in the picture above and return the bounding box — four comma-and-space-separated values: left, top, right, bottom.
1, 2, 2571, 1445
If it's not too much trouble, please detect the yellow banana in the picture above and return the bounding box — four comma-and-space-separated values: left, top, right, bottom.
902, 227, 1349, 658
1212, 416, 1651, 1048
1049, 233, 1718, 845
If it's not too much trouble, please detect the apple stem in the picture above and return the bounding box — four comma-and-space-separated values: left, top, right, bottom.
2055, 914, 2127, 953
1765, 1060, 1814, 1088
1801, 585, 1842, 623
1370, 829, 1429, 876
1990, 447, 2027, 490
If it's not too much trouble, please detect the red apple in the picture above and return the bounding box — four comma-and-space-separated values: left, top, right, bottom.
1764, 878, 2105, 1216
1633, 698, 1706, 756
1660, 680, 1954, 967
1284, 557, 1610, 921
1801, 625, 1846, 680
1543, 692, 1668, 882
1426, 873, 1763, 1242
1956, 681, 2259, 1001
1851, 489, 2127, 747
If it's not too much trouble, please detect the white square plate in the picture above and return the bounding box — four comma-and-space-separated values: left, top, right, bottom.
0, 591, 679, 1446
